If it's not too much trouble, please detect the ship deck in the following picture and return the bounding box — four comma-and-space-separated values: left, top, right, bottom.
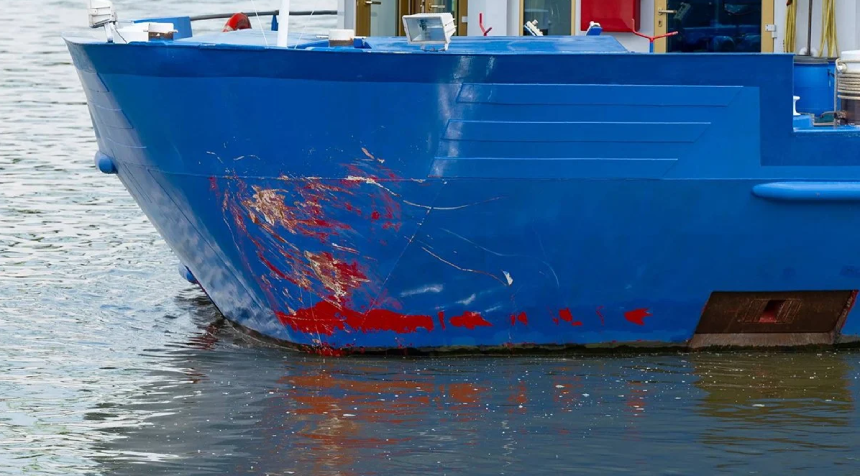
64, 27, 642, 54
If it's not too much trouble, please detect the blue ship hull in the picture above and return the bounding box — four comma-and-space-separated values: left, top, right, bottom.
65, 31, 860, 353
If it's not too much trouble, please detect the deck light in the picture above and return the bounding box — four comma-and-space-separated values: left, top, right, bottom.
402, 13, 456, 51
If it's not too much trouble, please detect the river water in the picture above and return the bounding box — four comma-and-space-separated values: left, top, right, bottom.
3, 1, 860, 474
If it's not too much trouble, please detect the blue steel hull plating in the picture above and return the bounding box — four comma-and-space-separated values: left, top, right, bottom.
65, 33, 860, 353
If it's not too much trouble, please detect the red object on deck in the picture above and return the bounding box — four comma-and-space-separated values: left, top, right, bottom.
479, 13, 493, 36
223, 13, 252, 32
580, 0, 640, 33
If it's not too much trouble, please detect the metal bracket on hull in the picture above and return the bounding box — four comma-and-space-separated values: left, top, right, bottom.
690, 290, 857, 349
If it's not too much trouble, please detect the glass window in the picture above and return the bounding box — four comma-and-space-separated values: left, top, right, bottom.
666, 1, 762, 52
523, 0, 572, 36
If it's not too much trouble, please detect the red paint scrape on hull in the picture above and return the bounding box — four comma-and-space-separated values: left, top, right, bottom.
276, 301, 435, 336
448, 311, 493, 330
624, 308, 652, 326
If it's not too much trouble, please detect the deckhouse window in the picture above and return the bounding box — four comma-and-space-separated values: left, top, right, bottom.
522, 0, 573, 35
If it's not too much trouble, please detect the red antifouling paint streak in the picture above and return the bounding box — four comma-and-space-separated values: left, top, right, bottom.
349, 309, 434, 334
209, 176, 219, 192
513, 312, 528, 325
449, 311, 493, 330
275, 301, 347, 335
438, 312, 447, 330
371, 210, 381, 220
276, 301, 434, 335
559, 308, 583, 326
624, 308, 652, 326
595, 306, 605, 326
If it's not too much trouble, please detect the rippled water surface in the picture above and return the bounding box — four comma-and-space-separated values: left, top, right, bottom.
4, 1, 860, 474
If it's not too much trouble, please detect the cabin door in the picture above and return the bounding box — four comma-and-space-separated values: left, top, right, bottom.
357, 0, 468, 37
356, 0, 400, 36
653, 0, 774, 53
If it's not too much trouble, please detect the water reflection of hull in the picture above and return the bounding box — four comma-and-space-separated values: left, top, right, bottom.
692, 353, 854, 454
89, 309, 860, 474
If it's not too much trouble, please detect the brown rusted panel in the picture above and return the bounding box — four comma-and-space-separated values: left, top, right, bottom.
695, 291, 856, 335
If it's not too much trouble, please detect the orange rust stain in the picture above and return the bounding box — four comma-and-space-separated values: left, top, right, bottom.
448, 311, 492, 330
624, 308, 652, 326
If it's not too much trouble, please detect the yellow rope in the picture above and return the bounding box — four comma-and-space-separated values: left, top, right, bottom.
819, 0, 838, 57
784, 0, 797, 53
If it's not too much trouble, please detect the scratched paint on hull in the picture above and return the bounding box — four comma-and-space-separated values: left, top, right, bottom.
211, 155, 660, 348
217, 155, 405, 310
276, 301, 435, 336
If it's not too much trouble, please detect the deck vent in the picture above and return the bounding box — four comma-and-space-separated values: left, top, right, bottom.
690, 291, 856, 348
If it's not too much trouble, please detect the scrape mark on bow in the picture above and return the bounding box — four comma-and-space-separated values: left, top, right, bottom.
305, 251, 370, 302
400, 284, 444, 297
361, 147, 384, 163
421, 246, 508, 287
206, 151, 224, 164
402, 196, 503, 211
440, 228, 560, 288
219, 151, 407, 310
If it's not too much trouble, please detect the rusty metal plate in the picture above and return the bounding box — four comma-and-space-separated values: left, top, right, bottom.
695, 291, 856, 334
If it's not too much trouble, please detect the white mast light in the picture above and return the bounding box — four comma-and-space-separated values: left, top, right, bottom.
88, 0, 116, 28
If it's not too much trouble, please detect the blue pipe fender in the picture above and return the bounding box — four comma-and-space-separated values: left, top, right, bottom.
178, 263, 198, 285
94, 151, 117, 174
752, 182, 860, 202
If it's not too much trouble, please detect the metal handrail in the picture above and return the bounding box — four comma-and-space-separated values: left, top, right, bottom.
188, 10, 336, 22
